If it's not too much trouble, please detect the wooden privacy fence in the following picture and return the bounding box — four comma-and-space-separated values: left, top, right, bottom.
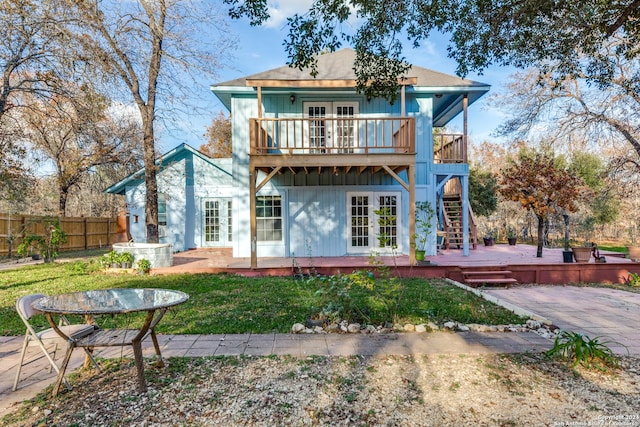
0, 213, 128, 256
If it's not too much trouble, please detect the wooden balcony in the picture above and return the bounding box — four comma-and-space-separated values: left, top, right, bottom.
250, 119, 466, 170
433, 133, 467, 164
249, 117, 416, 175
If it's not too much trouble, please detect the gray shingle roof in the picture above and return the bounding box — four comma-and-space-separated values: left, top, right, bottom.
214, 48, 487, 88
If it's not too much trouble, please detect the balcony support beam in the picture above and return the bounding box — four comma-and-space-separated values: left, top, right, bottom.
249, 166, 257, 269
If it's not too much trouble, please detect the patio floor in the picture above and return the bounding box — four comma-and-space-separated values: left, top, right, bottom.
153, 244, 640, 285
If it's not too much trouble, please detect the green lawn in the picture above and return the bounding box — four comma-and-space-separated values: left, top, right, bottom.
0, 259, 526, 336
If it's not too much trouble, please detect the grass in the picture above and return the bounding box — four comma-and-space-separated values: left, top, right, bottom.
0, 257, 526, 336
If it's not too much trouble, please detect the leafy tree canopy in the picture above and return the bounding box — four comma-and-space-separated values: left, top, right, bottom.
469, 166, 498, 218
224, 0, 639, 100
499, 146, 587, 256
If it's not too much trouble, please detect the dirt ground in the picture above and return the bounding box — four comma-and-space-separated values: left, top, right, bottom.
3, 353, 639, 426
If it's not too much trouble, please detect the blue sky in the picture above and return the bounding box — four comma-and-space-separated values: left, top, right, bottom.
160, 3, 514, 152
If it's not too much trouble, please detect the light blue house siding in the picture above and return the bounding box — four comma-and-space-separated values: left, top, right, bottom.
107, 144, 234, 252
230, 91, 435, 258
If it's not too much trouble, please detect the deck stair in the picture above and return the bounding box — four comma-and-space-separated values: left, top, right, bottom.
441, 195, 478, 249
462, 269, 518, 288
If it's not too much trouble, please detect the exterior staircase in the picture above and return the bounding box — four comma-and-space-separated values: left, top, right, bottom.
440, 195, 478, 250
462, 269, 518, 288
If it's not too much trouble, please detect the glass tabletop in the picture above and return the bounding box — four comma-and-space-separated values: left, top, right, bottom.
32, 288, 189, 315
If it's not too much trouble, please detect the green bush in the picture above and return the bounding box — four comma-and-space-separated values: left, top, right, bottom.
545, 330, 620, 368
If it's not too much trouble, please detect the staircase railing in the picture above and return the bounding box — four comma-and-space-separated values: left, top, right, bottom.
438, 194, 478, 249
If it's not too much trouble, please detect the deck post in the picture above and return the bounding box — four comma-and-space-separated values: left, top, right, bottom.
249, 166, 257, 268
461, 174, 470, 256
408, 164, 416, 264
463, 94, 468, 163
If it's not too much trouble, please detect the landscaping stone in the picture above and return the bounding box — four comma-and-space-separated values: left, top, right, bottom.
347, 323, 361, 333
291, 323, 305, 333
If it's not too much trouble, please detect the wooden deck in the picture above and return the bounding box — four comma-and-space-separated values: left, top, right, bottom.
153, 244, 640, 285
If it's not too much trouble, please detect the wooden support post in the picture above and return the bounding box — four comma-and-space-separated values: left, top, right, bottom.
463, 94, 468, 163
408, 164, 416, 265
249, 166, 258, 269
84, 217, 88, 250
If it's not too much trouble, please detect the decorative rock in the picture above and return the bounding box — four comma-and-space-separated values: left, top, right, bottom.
304, 328, 315, 334
393, 323, 404, 332
326, 323, 340, 333
404, 324, 416, 332
526, 319, 542, 329
415, 324, 427, 333
364, 325, 377, 334
456, 324, 470, 332
291, 323, 305, 333
347, 323, 361, 333
443, 321, 456, 330
427, 321, 439, 331
340, 324, 348, 333
313, 326, 325, 333
467, 324, 497, 332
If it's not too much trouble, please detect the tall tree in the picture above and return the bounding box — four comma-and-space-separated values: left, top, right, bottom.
499, 147, 585, 257
0, 0, 71, 194
20, 84, 142, 215
469, 166, 497, 218
200, 112, 232, 158
494, 40, 639, 177
224, 0, 639, 99
65, 0, 232, 242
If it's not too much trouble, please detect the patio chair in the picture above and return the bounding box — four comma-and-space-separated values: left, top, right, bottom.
12, 293, 98, 391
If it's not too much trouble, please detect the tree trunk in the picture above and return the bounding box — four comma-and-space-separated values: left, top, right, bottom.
59, 189, 68, 217
536, 215, 544, 257
143, 118, 159, 244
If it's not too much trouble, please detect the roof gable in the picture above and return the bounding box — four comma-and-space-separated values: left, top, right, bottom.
105, 143, 232, 195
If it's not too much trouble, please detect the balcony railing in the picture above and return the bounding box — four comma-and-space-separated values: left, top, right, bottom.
249, 117, 415, 155
433, 133, 467, 163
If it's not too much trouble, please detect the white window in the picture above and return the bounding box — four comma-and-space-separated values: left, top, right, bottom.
256, 195, 282, 241
158, 194, 167, 226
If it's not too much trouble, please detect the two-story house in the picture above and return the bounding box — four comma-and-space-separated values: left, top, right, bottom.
107, 49, 489, 267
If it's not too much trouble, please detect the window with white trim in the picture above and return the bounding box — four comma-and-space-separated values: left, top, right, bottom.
158, 194, 167, 226
256, 195, 282, 241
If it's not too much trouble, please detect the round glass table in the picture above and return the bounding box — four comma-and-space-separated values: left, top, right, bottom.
32, 288, 189, 396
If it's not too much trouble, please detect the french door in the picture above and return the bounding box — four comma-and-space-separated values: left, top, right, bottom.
305, 102, 359, 153
347, 192, 401, 253
203, 198, 233, 247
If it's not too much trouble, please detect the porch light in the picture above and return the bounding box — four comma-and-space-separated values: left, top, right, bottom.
289, 94, 295, 104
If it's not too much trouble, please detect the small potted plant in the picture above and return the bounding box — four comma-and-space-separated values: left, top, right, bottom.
16, 218, 67, 263
136, 258, 152, 275
118, 251, 135, 269
562, 214, 574, 263
104, 250, 121, 268
507, 227, 517, 246
414, 201, 435, 262
482, 228, 495, 246
571, 219, 594, 263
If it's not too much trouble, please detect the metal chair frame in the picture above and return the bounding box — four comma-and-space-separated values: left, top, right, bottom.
13, 293, 99, 391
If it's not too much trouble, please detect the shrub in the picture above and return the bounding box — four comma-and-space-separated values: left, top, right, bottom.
623, 272, 640, 287
545, 330, 620, 368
